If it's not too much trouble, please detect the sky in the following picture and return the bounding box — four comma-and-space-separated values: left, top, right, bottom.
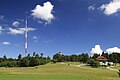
0, 0, 120, 58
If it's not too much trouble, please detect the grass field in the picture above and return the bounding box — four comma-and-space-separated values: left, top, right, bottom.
0, 62, 120, 80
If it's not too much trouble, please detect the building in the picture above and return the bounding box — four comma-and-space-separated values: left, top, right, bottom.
96, 56, 108, 62
96, 56, 108, 66
96, 56, 113, 66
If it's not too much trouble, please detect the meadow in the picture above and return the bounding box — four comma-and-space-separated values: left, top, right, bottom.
0, 62, 119, 80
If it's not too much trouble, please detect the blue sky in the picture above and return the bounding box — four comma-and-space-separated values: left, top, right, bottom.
0, 0, 120, 58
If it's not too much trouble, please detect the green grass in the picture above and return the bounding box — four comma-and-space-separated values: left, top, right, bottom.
0, 62, 119, 80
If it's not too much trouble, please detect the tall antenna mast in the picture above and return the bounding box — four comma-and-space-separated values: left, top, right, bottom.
25, 18, 28, 56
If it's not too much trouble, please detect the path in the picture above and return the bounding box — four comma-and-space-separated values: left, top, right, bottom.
60, 62, 85, 67
61, 62, 119, 72
106, 67, 119, 71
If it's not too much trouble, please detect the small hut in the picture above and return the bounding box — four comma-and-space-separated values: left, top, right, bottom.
96, 56, 108, 66
96, 56, 108, 62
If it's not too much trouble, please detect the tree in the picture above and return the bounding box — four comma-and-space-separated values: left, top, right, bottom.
101, 52, 109, 59
109, 53, 119, 65
47, 56, 51, 62
19, 57, 29, 67
3, 55, 7, 60
33, 52, 36, 57
35, 54, 39, 58
7, 61, 17, 67
92, 53, 100, 60
39, 59, 48, 65
29, 58, 39, 66
70, 54, 78, 62
53, 52, 63, 62
40, 53, 44, 58
80, 53, 89, 63
52, 59, 57, 63
18, 54, 22, 60
87, 59, 100, 68
64, 55, 70, 62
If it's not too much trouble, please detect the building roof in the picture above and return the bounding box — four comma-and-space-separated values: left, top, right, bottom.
96, 56, 108, 61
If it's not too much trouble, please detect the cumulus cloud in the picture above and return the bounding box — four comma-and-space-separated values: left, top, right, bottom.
12, 21, 20, 27
106, 47, 120, 53
8, 27, 36, 35
100, 0, 120, 15
91, 45, 103, 54
31, 1, 55, 24
88, 5, 95, 11
0, 26, 4, 34
2, 42, 10, 45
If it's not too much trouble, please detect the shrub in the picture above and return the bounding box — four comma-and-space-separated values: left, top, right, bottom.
29, 58, 39, 67
87, 59, 100, 68
52, 59, 57, 63
19, 58, 29, 67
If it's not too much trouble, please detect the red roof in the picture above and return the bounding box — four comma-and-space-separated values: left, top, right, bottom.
96, 56, 108, 61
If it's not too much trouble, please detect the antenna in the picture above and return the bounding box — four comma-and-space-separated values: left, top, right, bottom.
25, 18, 28, 56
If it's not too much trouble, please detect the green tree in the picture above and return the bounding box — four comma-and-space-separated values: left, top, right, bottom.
26, 54, 30, 60
101, 52, 109, 59
52, 59, 57, 63
46, 56, 51, 62
80, 53, 89, 63
92, 54, 100, 60
40, 53, 44, 58
29, 58, 39, 66
70, 54, 78, 62
64, 55, 70, 62
53, 52, 63, 62
87, 59, 100, 68
7, 61, 17, 67
33, 52, 36, 57
35, 54, 39, 58
19, 57, 29, 67
3, 55, 7, 60
18, 54, 22, 60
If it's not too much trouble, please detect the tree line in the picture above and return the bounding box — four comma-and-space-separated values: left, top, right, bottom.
53, 52, 120, 63
53, 52, 120, 67
0, 52, 51, 67
52, 52, 89, 63
0, 51, 120, 67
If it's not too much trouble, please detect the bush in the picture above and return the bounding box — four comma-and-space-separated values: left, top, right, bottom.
29, 58, 39, 67
19, 58, 29, 67
52, 59, 57, 63
0, 62, 7, 67
87, 59, 100, 68
39, 59, 47, 65
7, 61, 17, 67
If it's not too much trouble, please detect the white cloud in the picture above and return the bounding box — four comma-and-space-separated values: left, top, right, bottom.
88, 5, 95, 11
2, 42, 10, 45
43, 40, 53, 43
14, 44, 20, 46
0, 26, 4, 34
19, 28, 36, 31
8, 27, 36, 35
33, 36, 38, 39
91, 45, 103, 54
31, 1, 55, 24
8, 28, 24, 35
100, 0, 120, 15
12, 21, 20, 27
0, 15, 4, 20
106, 47, 120, 53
